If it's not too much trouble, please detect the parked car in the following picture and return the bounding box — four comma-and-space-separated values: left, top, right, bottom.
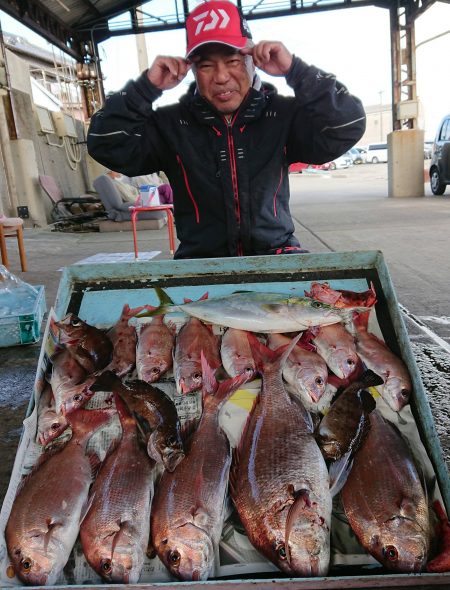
327, 153, 353, 170
429, 114, 450, 195
289, 162, 327, 173
346, 147, 364, 165
365, 142, 388, 164
355, 147, 367, 163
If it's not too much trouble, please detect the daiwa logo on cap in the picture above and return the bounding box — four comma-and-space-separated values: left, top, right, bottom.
193, 8, 230, 36
186, 1, 253, 58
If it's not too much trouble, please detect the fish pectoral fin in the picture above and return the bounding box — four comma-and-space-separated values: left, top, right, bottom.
191, 507, 210, 529
329, 451, 354, 497
399, 497, 419, 520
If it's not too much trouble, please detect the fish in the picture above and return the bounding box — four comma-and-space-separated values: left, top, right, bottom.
341, 410, 430, 572
305, 282, 377, 309
142, 287, 361, 334
36, 385, 69, 446
352, 311, 412, 411
220, 328, 257, 379
49, 349, 96, 415
54, 313, 113, 374
89, 371, 184, 472
267, 333, 328, 412
427, 500, 450, 573
151, 354, 249, 581
309, 323, 360, 380
230, 334, 332, 577
316, 369, 382, 460
173, 317, 221, 395
136, 315, 175, 383
106, 304, 146, 376
80, 395, 155, 584
5, 408, 113, 586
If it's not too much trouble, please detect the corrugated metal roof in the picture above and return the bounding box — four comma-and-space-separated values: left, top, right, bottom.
0, 0, 438, 59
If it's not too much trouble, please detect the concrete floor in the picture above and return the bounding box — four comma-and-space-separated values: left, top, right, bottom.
1, 162, 449, 507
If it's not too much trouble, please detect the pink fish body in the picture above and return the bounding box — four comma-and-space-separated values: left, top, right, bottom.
136, 315, 174, 383
311, 323, 359, 380
80, 396, 155, 583
49, 350, 96, 415
267, 333, 328, 411
231, 335, 332, 577
220, 328, 257, 379
107, 304, 145, 376
352, 311, 411, 411
6, 408, 113, 586
36, 385, 69, 446
173, 318, 221, 395
151, 359, 248, 581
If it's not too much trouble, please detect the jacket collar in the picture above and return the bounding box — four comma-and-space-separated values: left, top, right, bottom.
181, 80, 276, 127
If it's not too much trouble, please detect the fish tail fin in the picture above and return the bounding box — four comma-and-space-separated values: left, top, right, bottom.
247, 332, 302, 373
89, 369, 120, 393
352, 310, 371, 330
368, 282, 377, 306
66, 407, 114, 442
360, 368, 384, 389
136, 287, 174, 318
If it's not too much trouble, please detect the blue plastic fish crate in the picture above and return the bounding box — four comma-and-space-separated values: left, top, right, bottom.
0, 285, 46, 347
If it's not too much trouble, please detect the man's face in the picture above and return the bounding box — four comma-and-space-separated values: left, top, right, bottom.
191, 45, 253, 115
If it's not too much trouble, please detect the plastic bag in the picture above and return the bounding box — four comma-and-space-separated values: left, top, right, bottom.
0, 265, 38, 317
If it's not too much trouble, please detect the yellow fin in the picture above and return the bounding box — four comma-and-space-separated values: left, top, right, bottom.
368, 386, 381, 398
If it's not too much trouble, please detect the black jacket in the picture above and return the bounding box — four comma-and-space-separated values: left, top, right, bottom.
87, 57, 366, 259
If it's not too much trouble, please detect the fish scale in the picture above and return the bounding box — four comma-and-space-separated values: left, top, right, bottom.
230, 336, 331, 577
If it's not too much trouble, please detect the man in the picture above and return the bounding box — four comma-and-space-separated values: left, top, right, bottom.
88, 0, 365, 259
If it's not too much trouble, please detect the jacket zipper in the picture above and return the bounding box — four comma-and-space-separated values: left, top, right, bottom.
177, 155, 200, 223
225, 112, 243, 256
273, 166, 284, 217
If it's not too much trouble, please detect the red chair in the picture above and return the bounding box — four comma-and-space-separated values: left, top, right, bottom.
129, 205, 175, 258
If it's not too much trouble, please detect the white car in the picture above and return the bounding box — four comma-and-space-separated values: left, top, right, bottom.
327, 153, 353, 170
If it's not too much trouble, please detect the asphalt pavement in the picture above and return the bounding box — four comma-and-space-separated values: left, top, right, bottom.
1, 161, 449, 507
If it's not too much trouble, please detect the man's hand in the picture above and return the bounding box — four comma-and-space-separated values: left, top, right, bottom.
242, 41, 293, 77
147, 56, 191, 90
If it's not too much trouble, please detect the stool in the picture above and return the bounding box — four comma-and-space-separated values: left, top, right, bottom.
0, 216, 28, 272
129, 205, 175, 258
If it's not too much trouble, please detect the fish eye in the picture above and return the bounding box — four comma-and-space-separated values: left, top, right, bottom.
244, 366, 254, 375
70, 318, 82, 327
311, 301, 323, 309
346, 358, 355, 366
276, 544, 287, 560
168, 550, 181, 566
73, 393, 83, 402
101, 559, 112, 573
21, 558, 33, 572
151, 367, 160, 375
192, 372, 202, 381
51, 422, 60, 431
383, 545, 398, 561
400, 388, 410, 398
315, 377, 324, 386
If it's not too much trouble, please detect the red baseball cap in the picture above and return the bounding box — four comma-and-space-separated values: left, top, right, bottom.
185, 1, 253, 58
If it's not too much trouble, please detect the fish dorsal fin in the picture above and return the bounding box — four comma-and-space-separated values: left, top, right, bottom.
358, 389, 377, 414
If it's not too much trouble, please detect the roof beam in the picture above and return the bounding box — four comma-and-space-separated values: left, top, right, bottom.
0, 0, 82, 59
